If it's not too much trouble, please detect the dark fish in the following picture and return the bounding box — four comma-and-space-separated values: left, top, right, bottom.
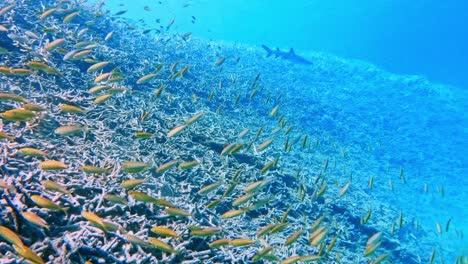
115, 10, 127, 15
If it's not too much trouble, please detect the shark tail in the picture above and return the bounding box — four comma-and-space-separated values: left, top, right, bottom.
261, 45, 273, 58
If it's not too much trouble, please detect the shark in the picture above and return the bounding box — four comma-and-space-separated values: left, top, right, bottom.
261, 45, 312, 65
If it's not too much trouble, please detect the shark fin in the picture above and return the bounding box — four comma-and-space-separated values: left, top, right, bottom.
261, 45, 273, 58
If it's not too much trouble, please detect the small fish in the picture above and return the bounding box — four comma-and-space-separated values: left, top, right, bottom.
148, 237, 177, 254
0, 4, 15, 17
123, 234, 151, 247
327, 235, 338, 253
269, 104, 280, 116
137, 73, 158, 84
55, 125, 86, 136
177, 65, 190, 78
257, 138, 274, 152
232, 193, 255, 207
221, 143, 236, 156
77, 28, 89, 38
17, 147, 47, 157
115, 10, 127, 16
81, 211, 106, 230
40, 8, 57, 20
23, 103, 45, 112
215, 57, 226, 66
0, 131, 15, 141
104, 194, 128, 205
82, 165, 109, 174
63, 11, 79, 23
285, 230, 303, 246
206, 199, 222, 209
39, 160, 67, 170
13, 244, 44, 264
166, 18, 175, 30
186, 112, 203, 125
104, 31, 114, 41
1, 109, 36, 121
198, 182, 221, 195
181, 32, 192, 40
129, 191, 160, 204
0, 93, 28, 103
223, 182, 238, 198
366, 231, 382, 247
221, 208, 246, 219
30, 195, 68, 212
309, 226, 328, 246
134, 131, 153, 139
339, 182, 350, 197
122, 161, 151, 173
361, 208, 372, 225
363, 239, 381, 257
445, 218, 452, 232
429, 248, 436, 264
209, 238, 230, 248
156, 160, 178, 173
155, 85, 165, 98
310, 216, 324, 231
88, 85, 109, 94
190, 227, 222, 237
26, 61, 60, 74
141, 111, 150, 122
42, 180, 70, 195
436, 222, 442, 235
260, 160, 275, 174
178, 160, 199, 170
95, 72, 112, 83
150, 226, 179, 238
94, 94, 112, 104
231, 238, 255, 247
9, 68, 33, 76
165, 207, 191, 217
257, 224, 276, 238
167, 124, 187, 137
251, 246, 274, 262
238, 128, 250, 138
0, 226, 24, 247
87, 61, 110, 73
120, 179, 145, 189
24, 30, 40, 39
281, 256, 302, 264
270, 223, 288, 234
373, 254, 389, 264
59, 104, 87, 114
22, 212, 49, 230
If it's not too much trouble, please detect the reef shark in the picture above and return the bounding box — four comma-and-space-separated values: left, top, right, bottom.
261, 45, 312, 65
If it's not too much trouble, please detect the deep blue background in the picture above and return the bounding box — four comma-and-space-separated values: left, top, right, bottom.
104, 0, 468, 88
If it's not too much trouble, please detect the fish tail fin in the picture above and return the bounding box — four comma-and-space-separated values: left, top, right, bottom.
261, 45, 273, 57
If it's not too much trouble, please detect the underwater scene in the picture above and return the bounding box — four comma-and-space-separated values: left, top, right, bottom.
0, 0, 467, 263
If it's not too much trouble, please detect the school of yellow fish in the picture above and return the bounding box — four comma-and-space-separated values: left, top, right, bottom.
0, 0, 463, 264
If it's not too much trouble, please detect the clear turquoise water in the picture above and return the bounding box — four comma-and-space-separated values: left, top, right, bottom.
100, 0, 468, 88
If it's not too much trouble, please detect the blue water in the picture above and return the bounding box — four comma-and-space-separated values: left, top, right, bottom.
96, 0, 468, 261
102, 0, 468, 88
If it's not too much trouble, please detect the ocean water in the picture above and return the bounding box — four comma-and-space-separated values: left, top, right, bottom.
0, 0, 467, 263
